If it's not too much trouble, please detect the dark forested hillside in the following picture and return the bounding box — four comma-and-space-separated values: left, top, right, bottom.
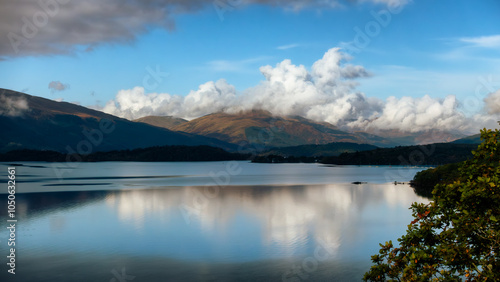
410, 163, 461, 198
321, 143, 478, 165
0, 146, 249, 162
259, 142, 378, 157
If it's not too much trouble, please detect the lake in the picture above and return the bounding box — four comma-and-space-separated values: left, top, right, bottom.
0, 161, 429, 281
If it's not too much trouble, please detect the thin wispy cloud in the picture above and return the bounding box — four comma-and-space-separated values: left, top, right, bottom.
0, 90, 29, 117
277, 44, 300, 50
357, 64, 491, 100
459, 35, 500, 48
362, 0, 410, 7
207, 60, 244, 72
414, 35, 500, 67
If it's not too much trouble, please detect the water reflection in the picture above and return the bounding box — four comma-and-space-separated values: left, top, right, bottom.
0, 190, 108, 219
102, 183, 426, 261
0, 183, 428, 281
0, 161, 427, 193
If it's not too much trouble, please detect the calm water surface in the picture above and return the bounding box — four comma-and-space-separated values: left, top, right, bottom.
0, 161, 429, 281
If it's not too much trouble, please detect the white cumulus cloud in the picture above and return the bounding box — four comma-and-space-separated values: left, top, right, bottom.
484, 89, 500, 114
102, 79, 236, 120
101, 47, 490, 134
353, 95, 468, 133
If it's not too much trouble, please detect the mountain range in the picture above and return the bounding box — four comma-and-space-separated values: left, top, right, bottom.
0, 89, 477, 155
138, 111, 465, 148
0, 89, 235, 153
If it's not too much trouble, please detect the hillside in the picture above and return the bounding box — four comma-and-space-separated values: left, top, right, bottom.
171, 110, 464, 148
0, 89, 236, 153
173, 110, 398, 147
133, 115, 188, 130
259, 142, 378, 157
321, 143, 478, 165
451, 134, 482, 144
0, 146, 249, 162
356, 129, 464, 146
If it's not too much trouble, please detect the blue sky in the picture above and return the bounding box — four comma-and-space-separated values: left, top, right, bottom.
1, 0, 499, 132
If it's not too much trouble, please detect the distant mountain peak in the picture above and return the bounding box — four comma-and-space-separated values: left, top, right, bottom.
133, 115, 188, 130
173, 110, 375, 147
172, 110, 466, 148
